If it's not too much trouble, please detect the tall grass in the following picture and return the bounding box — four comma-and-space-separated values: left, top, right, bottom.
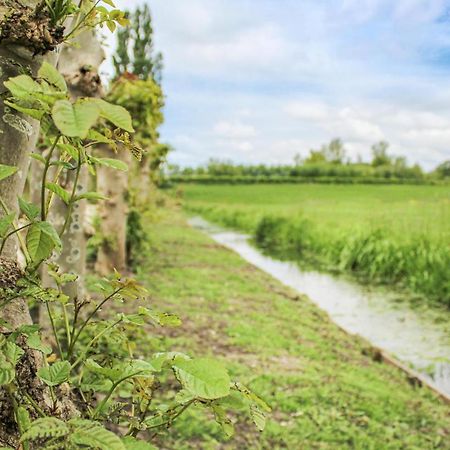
187, 204, 450, 308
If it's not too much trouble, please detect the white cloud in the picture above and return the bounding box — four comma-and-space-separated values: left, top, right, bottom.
213, 121, 257, 139
105, 0, 450, 170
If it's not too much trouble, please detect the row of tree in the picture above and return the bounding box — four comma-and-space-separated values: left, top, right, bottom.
171, 139, 449, 184
0, 2, 265, 447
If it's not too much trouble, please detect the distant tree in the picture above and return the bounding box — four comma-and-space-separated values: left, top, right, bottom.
294, 153, 303, 166
326, 138, 346, 164
304, 138, 346, 164
113, 4, 163, 82
433, 160, 450, 178
304, 149, 327, 164
371, 141, 391, 167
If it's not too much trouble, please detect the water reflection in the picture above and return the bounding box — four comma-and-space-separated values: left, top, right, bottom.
189, 216, 450, 396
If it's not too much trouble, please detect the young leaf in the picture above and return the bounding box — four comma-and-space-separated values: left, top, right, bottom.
30, 153, 46, 164
212, 404, 235, 438
46, 182, 71, 205
38, 61, 67, 92
0, 164, 18, 181
250, 405, 266, 432
4, 100, 46, 120
4, 75, 41, 99
19, 197, 40, 221
26, 221, 62, 262
94, 157, 128, 172
52, 99, 100, 138
122, 436, 157, 450
75, 192, 107, 202
68, 419, 126, 450
0, 213, 15, 237
93, 99, 134, 132
37, 361, 71, 387
4, 342, 24, 366
172, 358, 231, 400
27, 333, 52, 355
0, 354, 15, 385
20, 417, 69, 442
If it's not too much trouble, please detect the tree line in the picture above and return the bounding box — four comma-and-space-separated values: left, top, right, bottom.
170, 138, 449, 185
0, 2, 265, 448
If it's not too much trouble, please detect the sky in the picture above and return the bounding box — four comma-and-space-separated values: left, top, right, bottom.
102, 0, 450, 169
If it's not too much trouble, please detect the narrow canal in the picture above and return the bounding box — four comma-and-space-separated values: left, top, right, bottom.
189, 216, 450, 397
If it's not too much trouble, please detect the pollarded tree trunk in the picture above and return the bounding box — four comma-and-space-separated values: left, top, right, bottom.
0, 0, 61, 328
95, 144, 131, 275
48, 29, 105, 299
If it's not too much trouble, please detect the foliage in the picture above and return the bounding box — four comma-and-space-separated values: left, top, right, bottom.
112, 4, 163, 82
0, 58, 266, 447
182, 184, 450, 307
169, 137, 447, 185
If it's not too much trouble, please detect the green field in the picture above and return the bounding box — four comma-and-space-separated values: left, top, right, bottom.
137, 210, 450, 449
180, 184, 450, 307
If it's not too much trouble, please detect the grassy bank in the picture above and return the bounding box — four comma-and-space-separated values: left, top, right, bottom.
180, 184, 450, 307
136, 208, 449, 449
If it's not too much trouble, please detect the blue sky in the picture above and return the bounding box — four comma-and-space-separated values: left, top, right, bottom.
104, 0, 450, 169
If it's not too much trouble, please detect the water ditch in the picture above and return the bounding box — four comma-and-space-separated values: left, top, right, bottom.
189, 216, 450, 399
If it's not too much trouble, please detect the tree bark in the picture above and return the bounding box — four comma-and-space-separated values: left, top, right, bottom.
0, 0, 59, 328
46, 29, 104, 299
95, 145, 131, 275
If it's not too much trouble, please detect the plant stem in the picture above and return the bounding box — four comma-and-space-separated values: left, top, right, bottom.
91, 370, 144, 420
67, 288, 123, 359
41, 135, 61, 221
0, 222, 32, 256
70, 317, 123, 370
0, 198, 31, 262
59, 148, 82, 237
46, 303, 64, 359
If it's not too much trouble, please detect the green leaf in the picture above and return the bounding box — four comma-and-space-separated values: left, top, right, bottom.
57, 143, 80, 160
68, 419, 126, 450
4, 75, 41, 99
38, 62, 67, 92
0, 213, 15, 237
17, 406, 31, 434
20, 417, 69, 442
52, 99, 100, 138
4, 99, 46, 120
94, 157, 128, 171
30, 153, 46, 164
212, 404, 234, 438
138, 307, 181, 327
27, 333, 52, 355
87, 129, 113, 143
0, 354, 15, 385
250, 405, 266, 431
26, 221, 62, 262
93, 99, 134, 132
46, 182, 71, 205
37, 361, 71, 387
75, 192, 107, 202
19, 197, 40, 221
4, 342, 24, 365
122, 436, 157, 450
0, 164, 18, 181
172, 358, 231, 400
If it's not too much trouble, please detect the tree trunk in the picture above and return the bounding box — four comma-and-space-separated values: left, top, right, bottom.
46, 29, 104, 299
0, 0, 59, 328
95, 145, 131, 275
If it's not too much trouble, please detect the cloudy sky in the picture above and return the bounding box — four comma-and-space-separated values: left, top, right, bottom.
103, 0, 450, 169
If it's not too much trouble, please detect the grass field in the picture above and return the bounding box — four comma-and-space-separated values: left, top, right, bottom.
180, 184, 450, 307
137, 209, 450, 449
